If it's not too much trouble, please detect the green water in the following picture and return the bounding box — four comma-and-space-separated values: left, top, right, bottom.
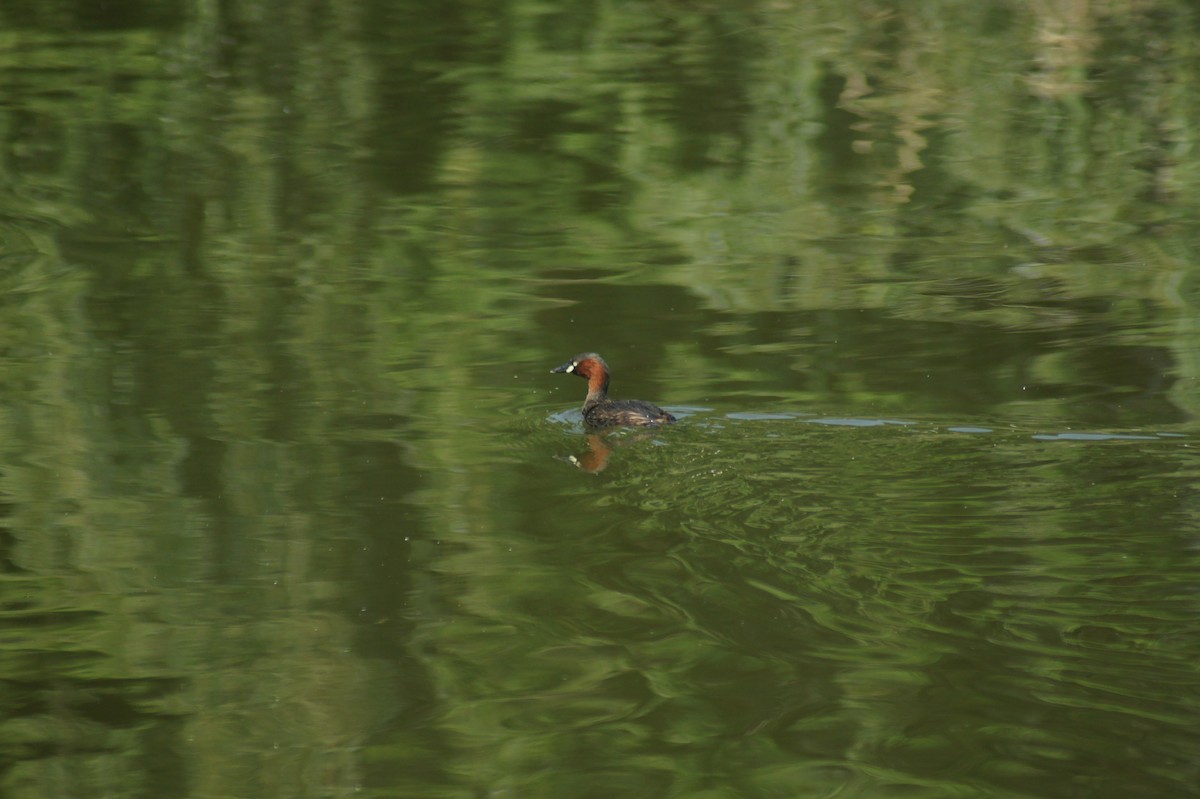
2, 1, 1199, 797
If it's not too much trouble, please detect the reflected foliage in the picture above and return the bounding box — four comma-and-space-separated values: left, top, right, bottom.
1, 0, 1200, 796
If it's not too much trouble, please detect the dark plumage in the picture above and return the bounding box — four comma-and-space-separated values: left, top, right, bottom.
550, 352, 676, 428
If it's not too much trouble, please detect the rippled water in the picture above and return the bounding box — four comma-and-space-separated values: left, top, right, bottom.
373, 400, 1199, 797
4, 1, 1200, 797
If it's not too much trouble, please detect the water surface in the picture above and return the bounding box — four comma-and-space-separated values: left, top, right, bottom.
2, 1, 1200, 797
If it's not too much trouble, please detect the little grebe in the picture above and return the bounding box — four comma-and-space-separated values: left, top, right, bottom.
551, 352, 676, 428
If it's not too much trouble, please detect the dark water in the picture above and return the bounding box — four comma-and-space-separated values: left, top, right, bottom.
2, 1, 1200, 797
